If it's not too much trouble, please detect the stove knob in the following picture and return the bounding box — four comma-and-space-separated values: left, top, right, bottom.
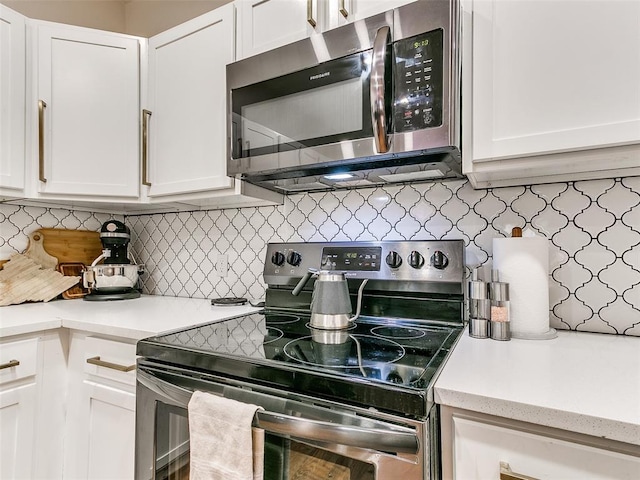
385, 251, 403, 269
430, 250, 449, 270
408, 251, 425, 269
271, 251, 286, 267
287, 251, 302, 267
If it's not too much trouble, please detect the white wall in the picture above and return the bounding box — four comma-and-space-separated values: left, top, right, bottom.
124, 0, 230, 37
2, 1, 127, 32
1, 0, 231, 36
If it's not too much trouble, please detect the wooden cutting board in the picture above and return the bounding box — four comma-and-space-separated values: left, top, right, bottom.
34, 228, 103, 266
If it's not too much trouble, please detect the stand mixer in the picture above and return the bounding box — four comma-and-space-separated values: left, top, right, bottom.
83, 220, 144, 301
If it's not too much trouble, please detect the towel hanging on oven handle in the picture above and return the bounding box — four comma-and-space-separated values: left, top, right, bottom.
138, 367, 419, 455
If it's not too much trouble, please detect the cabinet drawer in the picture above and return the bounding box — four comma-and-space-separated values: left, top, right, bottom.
83, 336, 136, 386
0, 337, 38, 385
452, 416, 640, 479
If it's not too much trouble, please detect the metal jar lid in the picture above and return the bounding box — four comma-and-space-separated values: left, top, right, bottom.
468, 268, 488, 299
488, 269, 509, 301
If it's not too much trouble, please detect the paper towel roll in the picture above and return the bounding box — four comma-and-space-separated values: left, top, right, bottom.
493, 236, 555, 339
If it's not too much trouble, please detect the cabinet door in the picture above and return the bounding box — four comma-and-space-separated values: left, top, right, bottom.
64, 332, 137, 479
326, 0, 415, 30
35, 23, 140, 197
0, 384, 37, 480
464, 0, 640, 186
236, 0, 318, 59
0, 336, 39, 480
80, 381, 136, 480
0, 5, 26, 192
450, 415, 640, 480
145, 5, 235, 197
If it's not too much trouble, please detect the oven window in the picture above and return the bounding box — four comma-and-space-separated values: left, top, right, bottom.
154, 402, 375, 480
155, 402, 190, 480
286, 441, 375, 480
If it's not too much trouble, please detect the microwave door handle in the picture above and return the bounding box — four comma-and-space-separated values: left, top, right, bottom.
370, 26, 391, 154
138, 368, 419, 455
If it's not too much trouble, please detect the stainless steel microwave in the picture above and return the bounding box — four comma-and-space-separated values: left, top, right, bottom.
226, 0, 461, 194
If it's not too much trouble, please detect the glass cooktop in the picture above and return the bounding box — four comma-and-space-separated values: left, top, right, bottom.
138, 310, 462, 418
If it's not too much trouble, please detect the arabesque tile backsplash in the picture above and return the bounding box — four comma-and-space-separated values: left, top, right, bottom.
1, 177, 639, 336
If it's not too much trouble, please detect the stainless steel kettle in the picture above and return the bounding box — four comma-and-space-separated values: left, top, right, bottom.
292, 269, 368, 329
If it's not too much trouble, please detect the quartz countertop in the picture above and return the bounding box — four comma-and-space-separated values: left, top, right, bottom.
0, 295, 260, 340
434, 330, 640, 446
3, 296, 639, 447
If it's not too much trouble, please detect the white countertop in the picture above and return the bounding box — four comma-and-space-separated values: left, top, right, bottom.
435, 330, 640, 446
0, 295, 260, 340
3, 296, 639, 447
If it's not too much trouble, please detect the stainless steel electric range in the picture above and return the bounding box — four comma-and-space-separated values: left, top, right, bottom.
136, 240, 465, 480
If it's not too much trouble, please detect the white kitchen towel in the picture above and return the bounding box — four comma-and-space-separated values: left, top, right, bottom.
188, 390, 264, 480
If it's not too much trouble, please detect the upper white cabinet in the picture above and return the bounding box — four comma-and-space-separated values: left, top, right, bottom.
463, 0, 640, 188
236, 0, 416, 59
236, 0, 316, 59
0, 5, 26, 195
144, 5, 235, 198
32, 22, 141, 198
325, 0, 416, 30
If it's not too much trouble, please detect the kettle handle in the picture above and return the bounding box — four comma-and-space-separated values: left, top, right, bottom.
348, 278, 369, 322
292, 269, 317, 296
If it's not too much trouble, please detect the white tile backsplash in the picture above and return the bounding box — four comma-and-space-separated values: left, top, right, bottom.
126, 178, 640, 336
2, 176, 639, 336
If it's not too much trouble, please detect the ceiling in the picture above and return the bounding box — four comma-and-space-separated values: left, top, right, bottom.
2, 0, 233, 36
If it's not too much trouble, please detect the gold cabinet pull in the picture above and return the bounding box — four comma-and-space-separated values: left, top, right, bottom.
38, 100, 47, 182
86, 356, 135, 372
142, 109, 152, 186
307, 0, 317, 27
500, 462, 540, 480
0, 359, 20, 370
339, 0, 349, 18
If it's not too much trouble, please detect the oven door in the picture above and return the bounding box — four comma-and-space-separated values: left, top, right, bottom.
136, 361, 427, 480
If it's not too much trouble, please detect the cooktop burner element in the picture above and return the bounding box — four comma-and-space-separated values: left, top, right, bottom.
138, 240, 466, 418
371, 325, 427, 340
266, 313, 300, 324
283, 334, 406, 369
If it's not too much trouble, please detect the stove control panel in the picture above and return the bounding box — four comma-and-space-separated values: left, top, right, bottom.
264, 240, 464, 286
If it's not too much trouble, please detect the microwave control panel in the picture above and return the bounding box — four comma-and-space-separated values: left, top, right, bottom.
393, 29, 444, 132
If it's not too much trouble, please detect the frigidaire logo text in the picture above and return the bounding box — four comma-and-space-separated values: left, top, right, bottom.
310, 72, 330, 80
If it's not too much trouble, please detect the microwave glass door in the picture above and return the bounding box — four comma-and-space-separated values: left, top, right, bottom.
231, 51, 374, 159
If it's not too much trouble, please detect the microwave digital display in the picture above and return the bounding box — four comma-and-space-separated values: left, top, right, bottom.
393, 29, 444, 132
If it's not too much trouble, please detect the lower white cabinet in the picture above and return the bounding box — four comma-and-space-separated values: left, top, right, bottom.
1, 329, 138, 479
63, 331, 137, 480
441, 407, 640, 480
0, 336, 39, 480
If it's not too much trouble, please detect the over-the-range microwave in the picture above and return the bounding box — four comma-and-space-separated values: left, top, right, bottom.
226, 0, 461, 194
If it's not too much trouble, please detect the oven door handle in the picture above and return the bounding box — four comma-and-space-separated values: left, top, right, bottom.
138, 368, 420, 455
254, 411, 419, 455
